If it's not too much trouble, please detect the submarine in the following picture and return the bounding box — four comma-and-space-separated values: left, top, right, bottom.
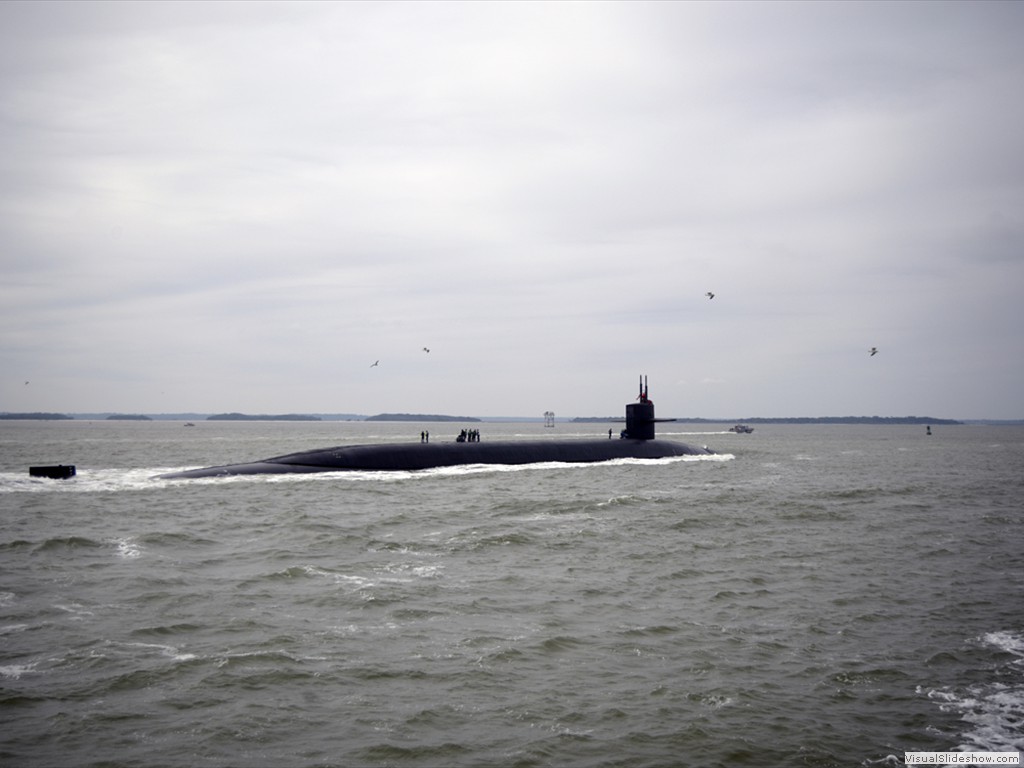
156, 377, 713, 479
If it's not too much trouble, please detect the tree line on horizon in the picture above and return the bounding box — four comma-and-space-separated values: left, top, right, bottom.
5, 413, 1013, 425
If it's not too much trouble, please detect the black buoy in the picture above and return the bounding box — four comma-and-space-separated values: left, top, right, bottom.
29, 465, 76, 479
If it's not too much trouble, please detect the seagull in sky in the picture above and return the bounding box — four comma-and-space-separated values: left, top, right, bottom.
705, 292, 715, 300
370, 360, 379, 367
869, 347, 878, 356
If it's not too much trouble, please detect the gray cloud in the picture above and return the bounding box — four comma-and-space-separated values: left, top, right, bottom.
2, 0, 1022, 418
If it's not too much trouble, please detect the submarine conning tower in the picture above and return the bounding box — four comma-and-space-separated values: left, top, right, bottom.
623, 375, 668, 440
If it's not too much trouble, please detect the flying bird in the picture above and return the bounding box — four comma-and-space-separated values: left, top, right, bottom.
869, 347, 878, 356
705, 292, 714, 300
422, 347, 430, 353
370, 360, 379, 367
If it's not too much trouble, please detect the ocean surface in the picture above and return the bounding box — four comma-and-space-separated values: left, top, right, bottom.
1, 419, 1022, 768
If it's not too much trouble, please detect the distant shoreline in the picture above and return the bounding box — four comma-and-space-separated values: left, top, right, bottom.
206, 413, 322, 421
572, 416, 966, 425
366, 413, 481, 423
5, 413, 1021, 425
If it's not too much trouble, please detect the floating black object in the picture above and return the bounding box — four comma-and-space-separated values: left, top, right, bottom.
157, 377, 714, 480
30, 465, 76, 479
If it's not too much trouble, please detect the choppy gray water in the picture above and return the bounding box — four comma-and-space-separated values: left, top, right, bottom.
1, 420, 1022, 768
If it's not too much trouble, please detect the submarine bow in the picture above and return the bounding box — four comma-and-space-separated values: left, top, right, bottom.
156, 377, 713, 479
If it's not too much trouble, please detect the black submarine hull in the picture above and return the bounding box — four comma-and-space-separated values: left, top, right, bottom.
156, 438, 713, 479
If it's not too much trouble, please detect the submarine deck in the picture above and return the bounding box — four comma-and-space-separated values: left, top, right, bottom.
157, 438, 713, 479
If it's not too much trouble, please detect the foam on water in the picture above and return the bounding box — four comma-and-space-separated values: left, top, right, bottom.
113, 537, 142, 559
122, 640, 198, 663
0, 468, 168, 493
985, 631, 1024, 657
2, 453, 732, 494
0, 662, 37, 680
926, 631, 1024, 754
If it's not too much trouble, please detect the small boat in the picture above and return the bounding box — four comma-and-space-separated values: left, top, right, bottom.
728, 424, 754, 434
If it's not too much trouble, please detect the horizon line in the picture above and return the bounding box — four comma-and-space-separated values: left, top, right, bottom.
5, 411, 1024, 424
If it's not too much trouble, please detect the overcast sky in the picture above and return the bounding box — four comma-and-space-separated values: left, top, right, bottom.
2, 1, 1022, 419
